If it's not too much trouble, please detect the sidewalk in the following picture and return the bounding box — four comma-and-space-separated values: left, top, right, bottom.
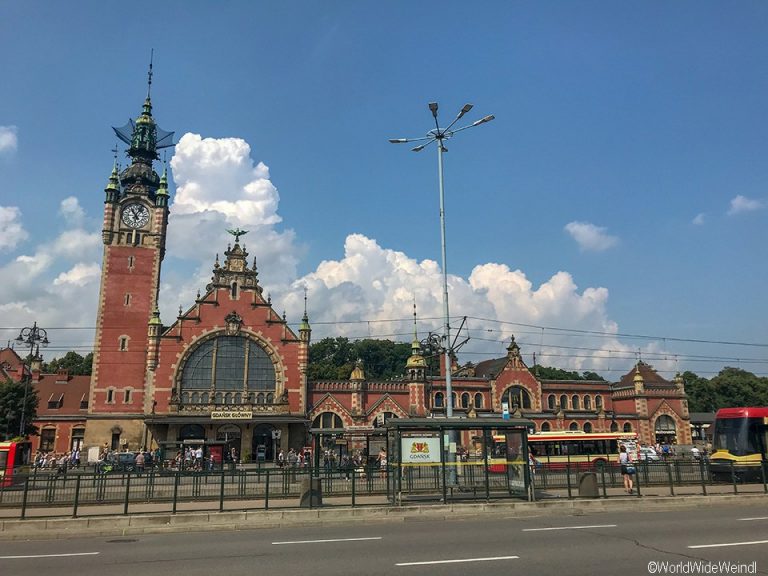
1, 490, 765, 541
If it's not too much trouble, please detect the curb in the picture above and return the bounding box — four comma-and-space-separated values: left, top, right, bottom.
1, 493, 765, 541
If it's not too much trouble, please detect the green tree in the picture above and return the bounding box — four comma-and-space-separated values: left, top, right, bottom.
532, 365, 605, 381
307, 337, 412, 380
682, 371, 717, 412
709, 367, 768, 408
42, 351, 93, 375
0, 379, 39, 440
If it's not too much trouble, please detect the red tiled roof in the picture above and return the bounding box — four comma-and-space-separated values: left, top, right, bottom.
34, 373, 91, 417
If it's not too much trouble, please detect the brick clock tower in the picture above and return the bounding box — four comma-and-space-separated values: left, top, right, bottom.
85, 69, 175, 452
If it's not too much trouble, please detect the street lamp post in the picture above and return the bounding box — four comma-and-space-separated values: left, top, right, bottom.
15, 322, 49, 438
390, 103, 494, 418
391, 103, 494, 488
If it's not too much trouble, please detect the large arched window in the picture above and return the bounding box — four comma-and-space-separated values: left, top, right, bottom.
461, 393, 470, 409
583, 422, 593, 433
474, 393, 483, 409
547, 395, 556, 410
584, 395, 592, 410
655, 415, 676, 435
560, 395, 568, 410
595, 395, 603, 410
610, 421, 619, 432
312, 412, 343, 429
502, 386, 532, 410
179, 335, 277, 404
569, 422, 579, 431
541, 422, 551, 432
623, 422, 633, 433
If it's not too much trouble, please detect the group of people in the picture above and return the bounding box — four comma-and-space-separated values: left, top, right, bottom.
33, 449, 81, 474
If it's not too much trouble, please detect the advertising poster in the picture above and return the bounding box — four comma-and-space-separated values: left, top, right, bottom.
401, 436, 441, 464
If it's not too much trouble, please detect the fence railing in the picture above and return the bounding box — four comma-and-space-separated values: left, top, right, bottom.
1, 459, 766, 519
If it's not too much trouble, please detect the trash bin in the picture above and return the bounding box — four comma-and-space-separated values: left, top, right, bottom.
299, 477, 322, 507
578, 472, 599, 498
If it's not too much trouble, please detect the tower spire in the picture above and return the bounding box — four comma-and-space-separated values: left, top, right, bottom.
147, 48, 154, 99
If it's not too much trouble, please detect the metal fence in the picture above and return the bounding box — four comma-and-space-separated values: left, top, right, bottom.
1, 459, 766, 519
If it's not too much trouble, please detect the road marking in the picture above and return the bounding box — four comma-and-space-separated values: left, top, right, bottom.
396, 555, 519, 566
522, 524, 617, 532
740, 517, 768, 521
689, 540, 768, 549
0, 552, 100, 560
272, 537, 382, 545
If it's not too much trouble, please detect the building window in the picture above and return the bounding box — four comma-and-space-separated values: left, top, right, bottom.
434, 392, 444, 408
231, 282, 238, 299
461, 393, 470, 409
119, 336, 128, 351
71, 428, 85, 451
111, 432, 121, 451
40, 428, 56, 452
569, 422, 579, 431
584, 395, 592, 410
502, 386, 532, 410
560, 395, 568, 410
474, 393, 483, 409
124, 389, 132, 404
595, 395, 603, 409
547, 395, 556, 410
623, 422, 632, 433
610, 421, 619, 432
583, 422, 593, 433
128, 255, 134, 269
312, 412, 343, 429
179, 335, 277, 404
541, 422, 551, 432
124, 293, 132, 306
572, 395, 580, 410
47, 393, 64, 409
80, 394, 88, 410
452, 393, 458, 409
107, 389, 115, 403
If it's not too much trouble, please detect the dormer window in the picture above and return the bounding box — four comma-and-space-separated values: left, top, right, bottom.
80, 394, 88, 410
47, 393, 64, 409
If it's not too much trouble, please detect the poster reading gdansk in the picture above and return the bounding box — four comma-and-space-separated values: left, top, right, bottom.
401, 436, 441, 464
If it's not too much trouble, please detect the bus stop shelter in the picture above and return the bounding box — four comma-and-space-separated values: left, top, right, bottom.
386, 417, 535, 503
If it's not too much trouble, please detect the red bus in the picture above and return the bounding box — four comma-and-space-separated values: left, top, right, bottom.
0, 441, 32, 487
710, 407, 768, 481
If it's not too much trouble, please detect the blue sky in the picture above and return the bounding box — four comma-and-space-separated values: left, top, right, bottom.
1, 2, 767, 378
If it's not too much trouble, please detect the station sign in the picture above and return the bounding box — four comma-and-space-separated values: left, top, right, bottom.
211, 411, 253, 420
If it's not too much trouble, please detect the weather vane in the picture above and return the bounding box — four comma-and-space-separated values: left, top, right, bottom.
227, 228, 249, 243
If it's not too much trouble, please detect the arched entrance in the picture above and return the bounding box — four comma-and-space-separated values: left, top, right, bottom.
252, 423, 276, 462
655, 415, 677, 444
216, 424, 242, 462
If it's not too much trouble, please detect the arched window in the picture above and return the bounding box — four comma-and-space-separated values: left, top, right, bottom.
266, 392, 274, 403
655, 415, 676, 436
452, 393, 458, 409
623, 422, 632, 433
541, 422, 551, 432
234, 392, 242, 404
583, 422, 593, 433
547, 395, 556, 410
224, 392, 232, 405
569, 422, 579, 431
461, 393, 470, 409
502, 386, 532, 410
434, 392, 444, 408
474, 393, 483, 409
584, 395, 592, 410
572, 395, 580, 410
595, 395, 603, 409
201, 392, 209, 404
374, 411, 398, 428
191, 392, 199, 404
312, 412, 343, 429
257, 392, 265, 404
179, 335, 277, 404
560, 395, 568, 410
181, 392, 190, 404
610, 421, 619, 432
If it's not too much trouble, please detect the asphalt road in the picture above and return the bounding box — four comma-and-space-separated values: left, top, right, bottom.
3, 504, 768, 576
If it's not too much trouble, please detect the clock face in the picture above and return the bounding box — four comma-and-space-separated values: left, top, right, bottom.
121, 203, 150, 229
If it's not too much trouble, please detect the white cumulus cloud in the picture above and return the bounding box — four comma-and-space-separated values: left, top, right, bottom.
564, 221, 619, 252
727, 195, 764, 216
0, 206, 28, 251
53, 263, 101, 287
692, 213, 705, 225
0, 126, 18, 155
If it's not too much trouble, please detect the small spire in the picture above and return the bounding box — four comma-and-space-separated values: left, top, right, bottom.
178, 305, 183, 318
196, 289, 200, 300
252, 256, 257, 270
282, 310, 286, 322
300, 286, 311, 332
267, 293, 272, 305
147, 49, 154, 99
